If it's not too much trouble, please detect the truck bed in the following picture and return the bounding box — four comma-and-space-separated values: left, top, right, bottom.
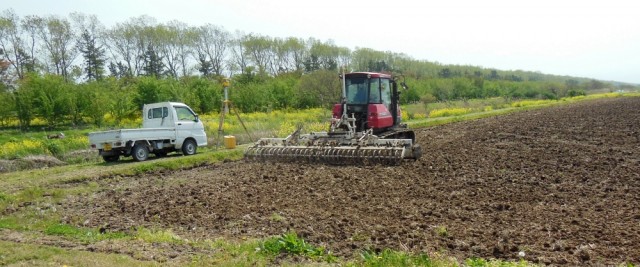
89, 128, 177, 149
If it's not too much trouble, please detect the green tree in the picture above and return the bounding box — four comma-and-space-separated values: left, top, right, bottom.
106, 16, 157, 76
133, 76, 167, 108
21, 74, 71, 128
0, 10, 37, 79
78, 81, 109, 126
106, 77, 135, 124
351, 47, 387, 71
77, 29, 106, 81
433, 79, 454, 101
587, 79, 606, 90
306, 40, 341, 71
243, 34, 273, 76
488, 69, 500, 80
14, 84, 35, 129
294, 69, 340, 108
37, 16, 77, 81
0, 90, 14, 126
400, 87, 420, 104
274, 37, 306, 73
142, 44, 164, 78
229, 30, 249, 75
567, 89, 586, 97
230, 81, 271, 112
194, 24, 230, 77
266, 74, 297, 109
108, 61, 130, 78
438, 68, 452, 78
565, 79, 579, 90
185, 77, 221, 114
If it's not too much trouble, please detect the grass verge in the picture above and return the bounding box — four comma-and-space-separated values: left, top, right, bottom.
0, 240, 156, 267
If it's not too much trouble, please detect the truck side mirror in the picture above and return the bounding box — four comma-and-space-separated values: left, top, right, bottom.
194, 115, 200, 122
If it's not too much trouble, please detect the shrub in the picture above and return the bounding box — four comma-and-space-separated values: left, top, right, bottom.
567, 89, 586, 97
44, 140, 65, 158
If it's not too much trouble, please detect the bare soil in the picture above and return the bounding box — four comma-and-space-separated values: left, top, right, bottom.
62, 97, 640, 265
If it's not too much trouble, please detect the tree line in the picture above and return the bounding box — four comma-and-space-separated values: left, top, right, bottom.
0, 9, 633, 129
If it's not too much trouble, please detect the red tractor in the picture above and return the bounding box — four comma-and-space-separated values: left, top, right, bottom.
245, 71, 421, 165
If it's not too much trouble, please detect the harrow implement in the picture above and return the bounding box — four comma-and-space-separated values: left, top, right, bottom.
245, 143, 412, 165
244, 123, 421, 165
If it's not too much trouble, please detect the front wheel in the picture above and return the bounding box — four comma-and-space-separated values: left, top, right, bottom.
132, 144, 149, 161
181, 139, 197, 156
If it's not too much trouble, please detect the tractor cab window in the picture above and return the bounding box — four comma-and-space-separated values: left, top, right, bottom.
345, 77, 368, 104
381, 78, 391, 109
174, 106, 196, 121
369, 78, 381, 103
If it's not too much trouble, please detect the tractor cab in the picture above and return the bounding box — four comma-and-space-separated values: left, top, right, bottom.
334, 72, 401, 133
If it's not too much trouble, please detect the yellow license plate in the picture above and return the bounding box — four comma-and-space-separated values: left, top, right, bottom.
103, 143, 112, 151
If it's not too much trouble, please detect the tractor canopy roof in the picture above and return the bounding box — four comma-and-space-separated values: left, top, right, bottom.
345, 72, 393, 79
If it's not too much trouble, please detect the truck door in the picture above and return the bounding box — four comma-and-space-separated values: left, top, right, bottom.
174, 105, 207, 146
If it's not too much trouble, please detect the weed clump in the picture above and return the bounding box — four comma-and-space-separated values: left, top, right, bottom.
259, 231, 336, 263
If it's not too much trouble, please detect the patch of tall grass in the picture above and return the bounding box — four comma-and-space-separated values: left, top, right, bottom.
201, 108, 329, 143
0, 135, 89, 160
429, 107, 473, 118
510, 99, 554, 108
134, 227, 184, 244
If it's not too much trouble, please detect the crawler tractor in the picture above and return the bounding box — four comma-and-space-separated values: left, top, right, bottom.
245, 72, 422, 165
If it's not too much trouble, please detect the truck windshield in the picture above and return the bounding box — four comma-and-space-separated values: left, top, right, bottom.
175, 106, 196, 121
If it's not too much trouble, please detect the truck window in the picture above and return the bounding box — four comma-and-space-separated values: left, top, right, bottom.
175, 106, 196, 121
148, 107, 168, 119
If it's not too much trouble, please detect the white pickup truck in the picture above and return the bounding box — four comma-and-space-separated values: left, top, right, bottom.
89, 102, 207, 162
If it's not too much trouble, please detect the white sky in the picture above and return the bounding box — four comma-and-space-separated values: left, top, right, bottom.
4, 0, 640, 83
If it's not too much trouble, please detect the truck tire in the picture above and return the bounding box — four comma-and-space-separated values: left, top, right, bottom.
103, 155, 120, 162
132, 144, 149, 161
182, 139, 197, 156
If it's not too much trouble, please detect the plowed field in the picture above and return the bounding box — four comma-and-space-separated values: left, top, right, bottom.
64, 97, 640, 265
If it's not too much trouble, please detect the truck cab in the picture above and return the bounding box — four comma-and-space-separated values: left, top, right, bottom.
143, 102, 208, 148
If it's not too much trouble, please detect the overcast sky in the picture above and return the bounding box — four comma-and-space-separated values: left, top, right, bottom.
4, 0, 640, 83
